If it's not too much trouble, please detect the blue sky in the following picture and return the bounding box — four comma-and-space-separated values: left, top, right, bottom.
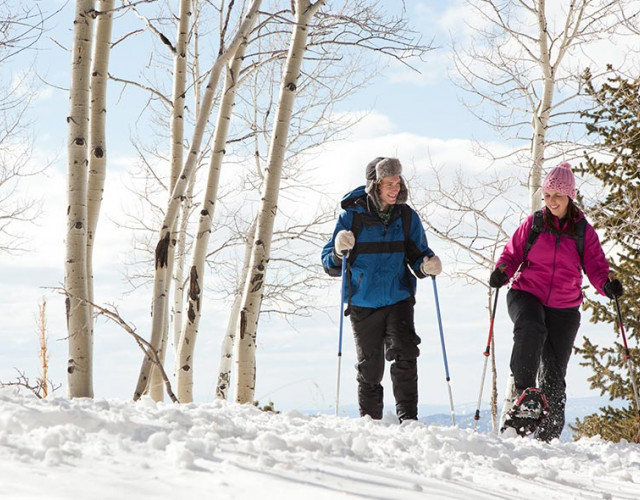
1, 0, 635, 416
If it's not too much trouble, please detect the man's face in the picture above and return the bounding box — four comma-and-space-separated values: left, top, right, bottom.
378, 176, 402, 209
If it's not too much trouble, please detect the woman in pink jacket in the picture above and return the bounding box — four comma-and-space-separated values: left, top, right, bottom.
489, 162, 624, 441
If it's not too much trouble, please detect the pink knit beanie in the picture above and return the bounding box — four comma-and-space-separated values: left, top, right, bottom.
542, 162, 576, 199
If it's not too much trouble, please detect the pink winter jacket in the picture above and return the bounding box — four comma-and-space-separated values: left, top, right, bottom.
495, 209, 610, 309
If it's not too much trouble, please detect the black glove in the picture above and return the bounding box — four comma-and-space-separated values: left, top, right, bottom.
489, 266, 509, 288
603, 278, 624, 299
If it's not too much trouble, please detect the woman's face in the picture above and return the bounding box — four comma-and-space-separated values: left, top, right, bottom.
378, 176, 402, 210
543, 189, 570, 219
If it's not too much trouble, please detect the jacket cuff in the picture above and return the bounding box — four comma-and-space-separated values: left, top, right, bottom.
332, 250, 343, 266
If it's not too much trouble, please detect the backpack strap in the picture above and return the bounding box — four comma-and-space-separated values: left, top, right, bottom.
343, 211, 362, 316
575, 218, 586, 264
523, 209, 544, 263
346, 211, 363, 268
400, 204, 412, 248
399, 204, 416, 297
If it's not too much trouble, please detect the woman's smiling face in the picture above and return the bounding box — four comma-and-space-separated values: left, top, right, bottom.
543, 189, 569, 219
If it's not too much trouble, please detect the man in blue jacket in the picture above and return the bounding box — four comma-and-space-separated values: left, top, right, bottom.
322, 157, 442, 422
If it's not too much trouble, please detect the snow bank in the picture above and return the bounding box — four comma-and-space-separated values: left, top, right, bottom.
0, 388, 638, 499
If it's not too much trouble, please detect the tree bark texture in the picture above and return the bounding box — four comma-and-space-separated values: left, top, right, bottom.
86, 0, 114, 325
529, 0, 585, 213
235, 0, 326, 404
170, 0, 191, 190
216, 217, 257, 400
169, 0, 194, 352
148, 0, 192, 403
176, 40, 251, 403
529, 0, 550, 213
133, 0, 264, 401
66, 0, 96, 399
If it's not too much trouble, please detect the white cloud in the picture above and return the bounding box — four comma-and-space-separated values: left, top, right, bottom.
340, 110, 398, 139
436, 0, 485, 40
306, 111, 514, 201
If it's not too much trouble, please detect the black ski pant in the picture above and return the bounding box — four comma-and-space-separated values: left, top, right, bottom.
507, 289, 581, 441
349, 297, 421, 421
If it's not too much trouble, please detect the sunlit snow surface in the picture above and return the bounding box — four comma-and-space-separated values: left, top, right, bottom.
1, 389, 638, 499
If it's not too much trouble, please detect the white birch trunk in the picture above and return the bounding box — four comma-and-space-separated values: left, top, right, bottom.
86, 0, 113, 319
148, 0, 192, 403
159, 177, 193, 401
170, 0, 193, 348
176, 40, 251, 403
66, 0, 95, 398
216, 217, 257, 400
170, 0, 191, 189
529, 0, 552, 213
146, 244, 175, 401
171, 177, 196, 350
235, 0, 326, 404
133, 0, 263, 401
529, 0, 584, 213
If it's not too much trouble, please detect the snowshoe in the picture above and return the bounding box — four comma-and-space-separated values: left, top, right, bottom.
500, 387, 550, 437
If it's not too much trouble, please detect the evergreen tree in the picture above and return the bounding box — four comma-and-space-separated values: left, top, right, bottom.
571, 68, 640, 442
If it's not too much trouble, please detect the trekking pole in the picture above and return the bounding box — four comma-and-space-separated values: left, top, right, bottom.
335, 253, 348, 417
431, 276, 456, 426
473, 287, 500, 431
613, 295, 640, 424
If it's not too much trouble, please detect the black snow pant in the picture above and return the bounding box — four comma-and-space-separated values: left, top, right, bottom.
349, 297, 421, 421
507, 289, 581, 441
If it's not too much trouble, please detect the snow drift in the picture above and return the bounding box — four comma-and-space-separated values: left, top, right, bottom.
1, 389, 638, 499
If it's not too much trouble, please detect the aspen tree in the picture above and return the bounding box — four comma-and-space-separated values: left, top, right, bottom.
87, 0, 113, 302
85, 0, 114, 370
452, 0, 638, 209
66, 0, 95, 398
115, 0, 429, 402
235, 0, 327, 404
175, 38, 252, 402
133, 0, 263, 401
147, 0, 192, 402
216, 218, 256, 400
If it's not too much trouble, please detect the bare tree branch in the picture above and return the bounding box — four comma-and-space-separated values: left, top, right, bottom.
55, 287, 180, 403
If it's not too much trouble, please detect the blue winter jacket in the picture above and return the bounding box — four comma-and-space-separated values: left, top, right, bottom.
321, 186, 435, 309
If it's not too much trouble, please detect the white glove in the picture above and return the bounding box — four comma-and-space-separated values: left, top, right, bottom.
420, 255, 442, 276
334, 230, 355, 255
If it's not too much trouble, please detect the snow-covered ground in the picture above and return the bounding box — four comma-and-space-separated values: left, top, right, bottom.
1, 388, 638, 499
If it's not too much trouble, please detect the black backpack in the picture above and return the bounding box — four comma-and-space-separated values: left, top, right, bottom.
347, 203, 413, 268
523, 209, 587, 268
341, 203, 414, 315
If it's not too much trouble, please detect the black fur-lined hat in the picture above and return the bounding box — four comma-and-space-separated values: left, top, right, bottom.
364, 157, 408, 211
